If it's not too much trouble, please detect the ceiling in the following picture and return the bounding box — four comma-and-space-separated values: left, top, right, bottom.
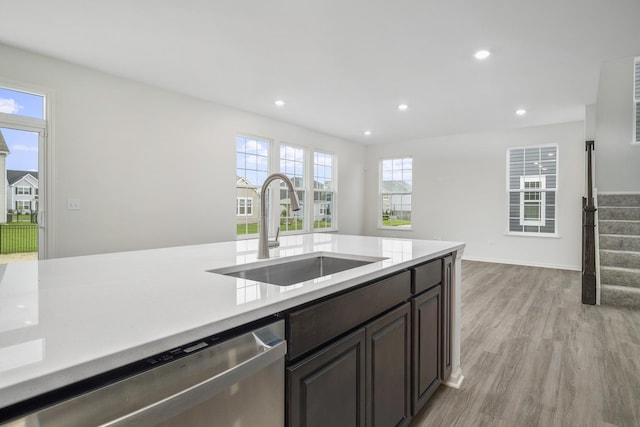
1, 0, 639, 144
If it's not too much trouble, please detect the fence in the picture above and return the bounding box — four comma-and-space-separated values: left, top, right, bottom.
0, 224, 38, 254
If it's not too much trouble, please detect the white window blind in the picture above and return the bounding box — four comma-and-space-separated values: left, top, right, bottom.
508, 146, 557, 234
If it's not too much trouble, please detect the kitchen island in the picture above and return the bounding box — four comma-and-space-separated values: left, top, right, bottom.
0, 233, 464, 422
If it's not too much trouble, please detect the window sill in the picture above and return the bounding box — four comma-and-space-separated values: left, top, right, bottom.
504, 231, 560, 239
378, 226, 414, 231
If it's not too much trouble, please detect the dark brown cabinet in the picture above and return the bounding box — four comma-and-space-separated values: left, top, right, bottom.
441, 255, 453, 382
287, 328, 366, 427
366, 303, 411, 427
411, 285, 441, 415
285, 259, 452, 427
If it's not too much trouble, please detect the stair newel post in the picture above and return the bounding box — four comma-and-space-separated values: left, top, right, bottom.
582, 140, 597, 305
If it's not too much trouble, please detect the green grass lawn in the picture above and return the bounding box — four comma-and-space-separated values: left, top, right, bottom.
0, 223, 38, 254
382, 218, 412, 227
237, 219, 334, 235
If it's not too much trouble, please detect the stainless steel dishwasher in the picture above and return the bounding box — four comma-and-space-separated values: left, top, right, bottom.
1, 319, 286, 427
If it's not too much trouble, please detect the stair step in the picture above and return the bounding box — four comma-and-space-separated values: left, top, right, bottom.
598, 193, 640, 207
600, 266, 640, 289
599, 234, 640, 251
598, 206, 640, 221
598, 220, 640, 236
600, 249, 640, 269
600, 285, 640, 309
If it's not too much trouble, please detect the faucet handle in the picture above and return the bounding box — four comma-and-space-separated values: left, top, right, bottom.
268, 227, 281, 248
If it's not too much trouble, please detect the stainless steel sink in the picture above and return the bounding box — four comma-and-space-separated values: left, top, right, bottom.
209, 252, 386, 286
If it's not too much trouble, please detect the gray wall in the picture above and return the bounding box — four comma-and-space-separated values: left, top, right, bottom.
0, 43, 366, 258
594, 56, 640, 192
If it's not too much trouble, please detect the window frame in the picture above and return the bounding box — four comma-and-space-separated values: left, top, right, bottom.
236, 197, 253, 216
0, 78, 53, 259
519, 175, 546, 226
634, 57, 639, 145
235, 137, 339, 239
378, 156, 413, 231
312, 150, 337, 232
16, 186, 32, 195
506, 145, 559, 237
278, 143, 306, 234
235, 134, 271, 239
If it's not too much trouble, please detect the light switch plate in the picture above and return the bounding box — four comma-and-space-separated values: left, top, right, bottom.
67, 199, 80, 210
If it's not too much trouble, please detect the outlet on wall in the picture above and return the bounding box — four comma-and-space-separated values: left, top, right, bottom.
67, 199, 80, 210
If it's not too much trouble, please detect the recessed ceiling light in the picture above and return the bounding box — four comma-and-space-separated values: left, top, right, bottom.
398, 104, 409, 111
474, 50, 491, 60
364, 130, 372, 136
274, 99, 285, 107
515, 109, 527, 116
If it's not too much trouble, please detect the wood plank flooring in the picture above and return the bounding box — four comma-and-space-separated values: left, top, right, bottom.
410, 261, 640, 427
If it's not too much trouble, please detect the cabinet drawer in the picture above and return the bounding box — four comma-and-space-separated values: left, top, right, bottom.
412, 259, 442, 294
287, 270, 412, 360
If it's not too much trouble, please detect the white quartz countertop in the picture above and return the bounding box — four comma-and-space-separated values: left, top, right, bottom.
0, 233, 464, 408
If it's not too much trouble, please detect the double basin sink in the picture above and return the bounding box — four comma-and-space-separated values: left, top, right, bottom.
209, 252, 387, 286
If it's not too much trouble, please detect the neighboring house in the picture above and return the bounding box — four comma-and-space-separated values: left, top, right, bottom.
0, 130, 8, 223
235, 176, 260, 226
381, 181, 412, 217
7, 170, 39, 215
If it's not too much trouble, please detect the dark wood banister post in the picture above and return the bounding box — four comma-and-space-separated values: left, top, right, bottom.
582, 140, 596, 305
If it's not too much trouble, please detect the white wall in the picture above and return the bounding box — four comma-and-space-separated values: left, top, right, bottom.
594, 56, 640, 192
0, 43, 366, 258
364, 122, 585, 270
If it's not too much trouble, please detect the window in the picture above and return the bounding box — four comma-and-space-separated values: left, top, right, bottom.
16, 201, 31, 212
634, 57, 639, 144
279, 144, 304, 233
508, 146, 557, 234
236, 197, 253, 216
0, 87, 45, 120
313, 151, 335, 230
236, 136, 269, 236
16, 186, 32, 195
235, 137, 338, 237
380, 157, 412, 228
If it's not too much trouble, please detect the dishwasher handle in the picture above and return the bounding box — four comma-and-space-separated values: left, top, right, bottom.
100, 334, 286, 427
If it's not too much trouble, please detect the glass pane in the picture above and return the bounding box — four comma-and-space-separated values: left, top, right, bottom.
314, 191, 333, 230
280, 189, 304, 232
0, 88, 44, 119
235, 188, 260, 236
0, 127, 39, 261
381, 193, 411, 227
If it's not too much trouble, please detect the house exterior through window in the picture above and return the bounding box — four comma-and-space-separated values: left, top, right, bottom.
379, 157, 412, 228
508, 146, 557, 234
236, 197, 253, 216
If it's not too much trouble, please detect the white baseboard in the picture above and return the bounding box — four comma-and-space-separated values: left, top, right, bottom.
444, 370, 464, 389
461, 255, 581, 272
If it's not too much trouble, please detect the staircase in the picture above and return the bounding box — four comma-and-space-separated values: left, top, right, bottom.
598, 193, 640, 309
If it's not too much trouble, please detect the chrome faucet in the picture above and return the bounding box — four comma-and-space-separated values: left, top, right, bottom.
258, 173, 301, 259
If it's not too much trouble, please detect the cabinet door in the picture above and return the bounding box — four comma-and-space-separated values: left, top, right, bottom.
442, 256, 453, 382
366, 303, 411, 427
411, 286, 441, 415
287, 328, 366, 427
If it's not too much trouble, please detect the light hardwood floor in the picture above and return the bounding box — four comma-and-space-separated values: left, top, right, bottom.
410, 261, 640, 427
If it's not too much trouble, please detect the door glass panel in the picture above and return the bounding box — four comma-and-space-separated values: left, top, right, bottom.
0, 88, 45, 120
0, 127, 39, 263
